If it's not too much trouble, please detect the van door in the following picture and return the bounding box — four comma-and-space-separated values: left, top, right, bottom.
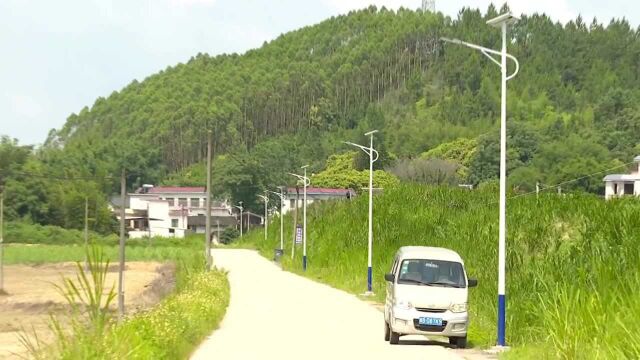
385, 255, 399, 322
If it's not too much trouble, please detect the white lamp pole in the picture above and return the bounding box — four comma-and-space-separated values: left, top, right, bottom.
234, 202, 243, 238
290, 167, 310, 271
442, 12, 519, 347
267, 189, 286, 251
344, 130, 379, 295
258, 194, 269, 241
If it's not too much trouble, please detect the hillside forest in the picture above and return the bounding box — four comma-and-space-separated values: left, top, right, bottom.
1, 4, 639, 232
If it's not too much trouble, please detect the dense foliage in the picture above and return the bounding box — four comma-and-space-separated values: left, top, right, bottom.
240, 184, 640, 358
1, 4, 639, 229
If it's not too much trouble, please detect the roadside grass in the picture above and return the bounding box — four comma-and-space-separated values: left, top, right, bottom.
9, 235, 229, 359
237, 184, 640, 358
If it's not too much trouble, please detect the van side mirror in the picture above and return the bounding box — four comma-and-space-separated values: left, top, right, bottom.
468, 278, 478, 288
384, 273, 395, 282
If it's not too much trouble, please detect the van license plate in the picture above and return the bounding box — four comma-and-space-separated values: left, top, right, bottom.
418, 317, 442, 326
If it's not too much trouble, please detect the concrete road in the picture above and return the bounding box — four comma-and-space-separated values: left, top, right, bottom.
191, 249, 466, 360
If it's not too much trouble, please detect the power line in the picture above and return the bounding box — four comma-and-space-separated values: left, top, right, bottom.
508, 160, 637, 201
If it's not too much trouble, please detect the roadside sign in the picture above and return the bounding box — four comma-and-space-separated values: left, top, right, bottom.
295, 224, 302, 245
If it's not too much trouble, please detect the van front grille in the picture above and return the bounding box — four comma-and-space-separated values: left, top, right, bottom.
415, 307, 447, 313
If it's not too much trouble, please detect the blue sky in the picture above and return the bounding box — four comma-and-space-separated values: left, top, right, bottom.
1, 0, 638, 145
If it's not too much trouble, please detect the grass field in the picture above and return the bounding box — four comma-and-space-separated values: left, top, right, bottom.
238, 184, 640, 359
3, 234, 229, 359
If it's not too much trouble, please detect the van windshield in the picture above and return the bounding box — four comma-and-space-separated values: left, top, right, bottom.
397, 259, 466, 288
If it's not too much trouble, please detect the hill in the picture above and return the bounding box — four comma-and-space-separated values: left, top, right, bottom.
239, 184, 640, 358
2, 4, 640, 229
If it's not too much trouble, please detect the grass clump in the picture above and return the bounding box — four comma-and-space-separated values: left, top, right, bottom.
238, 183, 640, 358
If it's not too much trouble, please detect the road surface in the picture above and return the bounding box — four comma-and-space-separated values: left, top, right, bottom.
191, 249, 467, 360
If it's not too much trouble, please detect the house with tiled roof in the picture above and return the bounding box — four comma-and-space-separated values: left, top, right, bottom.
114, 184, 235, 238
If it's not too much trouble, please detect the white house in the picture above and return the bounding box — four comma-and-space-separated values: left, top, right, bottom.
603, 156, 640, 200
281, 187, 355, 214
116, 185, 235, 238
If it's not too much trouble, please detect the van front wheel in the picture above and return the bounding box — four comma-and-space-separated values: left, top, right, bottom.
389, 330, 400, 345
384, 322, 390, 341
449, 336, 467, 348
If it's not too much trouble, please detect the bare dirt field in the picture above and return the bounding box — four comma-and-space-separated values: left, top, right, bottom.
0, 262, 175, 359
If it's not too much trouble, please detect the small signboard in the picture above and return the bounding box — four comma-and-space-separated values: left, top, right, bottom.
295, 224, 303, 245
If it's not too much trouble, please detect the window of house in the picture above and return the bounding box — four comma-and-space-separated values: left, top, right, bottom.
171, 219, 179, 228
167, 198, 175, 206
178, 198, 188, 207
190, 198, 200, 207
624, 183, 634, 195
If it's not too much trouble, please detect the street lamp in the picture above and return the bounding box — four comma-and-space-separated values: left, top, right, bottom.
289, 165, 310, 271
441, 12, 519, 347
233, 202, 244, 238
257, 194, 269, 241
344, 130, 379, 295
267, 189, 286, 252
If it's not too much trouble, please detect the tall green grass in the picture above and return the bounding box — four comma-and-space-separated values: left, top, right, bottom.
239, 184, 640, 358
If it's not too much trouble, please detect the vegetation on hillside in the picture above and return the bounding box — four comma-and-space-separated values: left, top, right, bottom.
1, 4, 640, 230
239, 184, 640, 358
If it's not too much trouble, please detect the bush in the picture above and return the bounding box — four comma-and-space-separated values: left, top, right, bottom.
220, 227, 240, 244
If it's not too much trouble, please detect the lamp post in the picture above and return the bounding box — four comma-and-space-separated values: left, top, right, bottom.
344, 130, 379, 295
257, 194, 269, 241
234, 202, 244, 238
441, 12, 519, 347
289, 166, 310, 271
267, 189, 286, 252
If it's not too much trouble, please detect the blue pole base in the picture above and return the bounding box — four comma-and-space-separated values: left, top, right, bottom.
367, 266, 373, 292
303, 255, 307, 271
497, 294, 506, 346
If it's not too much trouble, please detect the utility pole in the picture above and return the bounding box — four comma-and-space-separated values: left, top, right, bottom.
267, 189, 286, 252
258, 194, 268, 241
290, 167, 310, 271
216, 219, 220, 245
235, 202, 243, 238
118, 169, 126, 321
441, 12, 520, 347
205, 130, 212, 269
345, 130, 379, 295
0, 191, 4, 293
84, 197, 89, 270
292, 187, 298, 259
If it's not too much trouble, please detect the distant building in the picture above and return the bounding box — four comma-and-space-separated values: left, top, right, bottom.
112, 185, 236, 238
281, 187, 355, 214
603, 156, 640, 200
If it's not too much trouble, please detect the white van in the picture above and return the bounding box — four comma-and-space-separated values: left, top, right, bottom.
383, 246, 477, 348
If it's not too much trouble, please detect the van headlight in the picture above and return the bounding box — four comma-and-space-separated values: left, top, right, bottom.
450, 303, 467, 313
394, 299, 413, 310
